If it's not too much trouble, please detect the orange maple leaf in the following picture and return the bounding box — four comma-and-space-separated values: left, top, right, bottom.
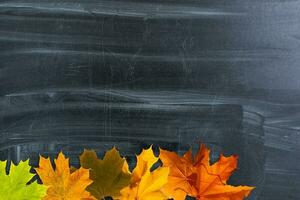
160, 144, 255, 200
35, 152, 96, 200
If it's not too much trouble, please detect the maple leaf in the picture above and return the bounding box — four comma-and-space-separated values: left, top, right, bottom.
120, 146, 169, 200
80, 147, 131, 199
160, 144, 255, 200
0, 159, 47, 200
159, 149, 198, 200
35, 152, 95, 200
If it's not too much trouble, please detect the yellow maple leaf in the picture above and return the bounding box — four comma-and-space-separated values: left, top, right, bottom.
120, 146, 169, 200
35, 152, 96, 200
160, 144, 255, 200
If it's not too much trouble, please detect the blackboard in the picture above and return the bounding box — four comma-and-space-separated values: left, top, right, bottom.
0, 0, 299, 199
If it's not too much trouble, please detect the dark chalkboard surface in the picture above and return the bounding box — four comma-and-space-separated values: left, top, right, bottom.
0, 0, 299, 199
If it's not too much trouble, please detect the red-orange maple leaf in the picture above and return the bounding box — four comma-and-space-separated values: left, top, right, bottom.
160, 144, 254, 200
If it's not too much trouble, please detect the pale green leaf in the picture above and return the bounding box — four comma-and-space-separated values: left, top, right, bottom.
0, 160, 47, 200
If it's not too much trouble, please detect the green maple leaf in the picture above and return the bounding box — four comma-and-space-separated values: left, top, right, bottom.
0, 159, 47, 200
80, 148, 131, 199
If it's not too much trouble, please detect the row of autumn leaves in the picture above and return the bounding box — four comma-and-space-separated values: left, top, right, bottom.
0, 144, 254, 200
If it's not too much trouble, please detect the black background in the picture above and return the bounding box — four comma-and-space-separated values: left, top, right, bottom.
0, 0, 300, 199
